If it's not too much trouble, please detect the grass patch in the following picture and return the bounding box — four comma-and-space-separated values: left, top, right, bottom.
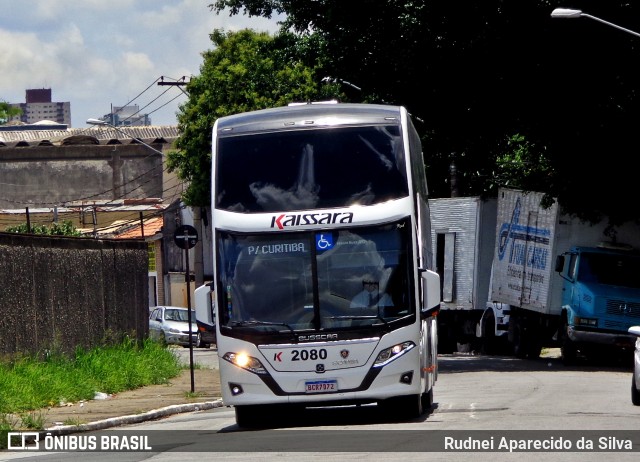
63, 417, 84, 427
0, 415, 18, 451
0, 337, 181, 438
184, 390, 207, 399
19, 410, 47, 430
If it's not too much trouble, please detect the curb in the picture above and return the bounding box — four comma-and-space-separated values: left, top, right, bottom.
42, 399, 224, 436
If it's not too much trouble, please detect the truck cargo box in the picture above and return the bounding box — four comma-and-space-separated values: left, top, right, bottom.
492, 188, 640, 317
429, 196, 496, 351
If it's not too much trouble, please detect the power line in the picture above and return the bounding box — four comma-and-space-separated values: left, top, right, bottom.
157, 75, 190, 97
0, 76, 192, 233
100, 75, 188, 126
0, 179, 187, 234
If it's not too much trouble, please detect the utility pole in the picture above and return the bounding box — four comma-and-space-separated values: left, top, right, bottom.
156, 76, 205, 287
157, 76, 189, 97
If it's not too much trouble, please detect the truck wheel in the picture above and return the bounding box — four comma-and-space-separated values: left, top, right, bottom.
560, 332, 577, 365
512, 323, 528, 359
561, 340, 577, 365
527, 342, 542, 359
511, 318, 543, 359
481, 312, 498, 355
632, 374, 640, 406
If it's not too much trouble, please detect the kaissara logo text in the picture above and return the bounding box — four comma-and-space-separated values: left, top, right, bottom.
271, 212, 354, 230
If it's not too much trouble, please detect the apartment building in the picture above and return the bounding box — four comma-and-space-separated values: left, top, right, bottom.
10, 88, 71, 126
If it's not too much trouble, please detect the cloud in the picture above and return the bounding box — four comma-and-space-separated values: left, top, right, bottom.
0, 1, 282, 127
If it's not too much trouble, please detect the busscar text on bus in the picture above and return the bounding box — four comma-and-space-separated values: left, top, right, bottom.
194, 102, 441, 427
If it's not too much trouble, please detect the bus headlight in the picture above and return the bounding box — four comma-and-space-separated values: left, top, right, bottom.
373, 341, 415, 367
222, 352, 268, 375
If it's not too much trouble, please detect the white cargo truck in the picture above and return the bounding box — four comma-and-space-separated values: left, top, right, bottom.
478, 187, 640, 362
429, 196, 497, 353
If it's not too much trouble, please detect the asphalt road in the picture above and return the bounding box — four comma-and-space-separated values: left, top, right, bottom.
5, 350, 638, 462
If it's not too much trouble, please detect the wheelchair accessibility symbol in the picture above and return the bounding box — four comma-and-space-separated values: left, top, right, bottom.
316, 233, 334, 251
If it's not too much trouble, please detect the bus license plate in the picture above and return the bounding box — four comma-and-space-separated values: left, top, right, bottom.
305, 380, 338, 393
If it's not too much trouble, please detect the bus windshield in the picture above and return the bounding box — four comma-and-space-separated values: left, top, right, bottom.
217, 218, 415, 335
216, 125, 409, 213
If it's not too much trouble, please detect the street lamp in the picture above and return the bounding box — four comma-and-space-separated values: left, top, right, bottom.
86, 118, 164, 156
551, 8, 640, 38
321, 76, 362, 91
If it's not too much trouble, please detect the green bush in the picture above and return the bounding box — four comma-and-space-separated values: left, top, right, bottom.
5, 220, 82, 236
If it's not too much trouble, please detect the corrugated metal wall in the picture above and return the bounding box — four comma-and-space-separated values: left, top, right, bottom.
429, 197, 498, 310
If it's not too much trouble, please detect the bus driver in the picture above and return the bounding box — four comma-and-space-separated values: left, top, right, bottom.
350, 276, 394, 309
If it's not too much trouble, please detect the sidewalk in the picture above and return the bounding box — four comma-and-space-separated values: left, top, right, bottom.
37, 349, 564, 434
41, 367, 223, 434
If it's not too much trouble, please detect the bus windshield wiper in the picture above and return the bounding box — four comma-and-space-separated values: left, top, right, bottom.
230, 320, 294, 333
326, 314, 390, 329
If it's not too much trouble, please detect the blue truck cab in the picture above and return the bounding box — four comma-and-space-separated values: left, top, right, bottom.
555, 243, 640, 363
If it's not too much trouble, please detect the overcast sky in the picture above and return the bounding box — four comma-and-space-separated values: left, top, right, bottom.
0, 1, 282, 128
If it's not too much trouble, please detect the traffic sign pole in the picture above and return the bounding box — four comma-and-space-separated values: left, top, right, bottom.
184, 229, 195, 393
173, 225, 199, 393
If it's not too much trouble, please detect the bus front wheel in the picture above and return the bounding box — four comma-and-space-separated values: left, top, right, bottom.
379, 393, 425, 421
234, 405, 264, 428
421, 388, 433, 410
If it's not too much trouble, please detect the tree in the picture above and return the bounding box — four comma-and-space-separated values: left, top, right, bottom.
167, 29, 341, 206
210, 1, 640, 226
0, 101, 21, 124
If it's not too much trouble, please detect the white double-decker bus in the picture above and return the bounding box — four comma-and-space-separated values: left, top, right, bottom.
195, 102, 441, 427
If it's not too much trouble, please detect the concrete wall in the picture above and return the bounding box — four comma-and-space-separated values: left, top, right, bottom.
0, 143, 164, 209
0, 232, 149, 356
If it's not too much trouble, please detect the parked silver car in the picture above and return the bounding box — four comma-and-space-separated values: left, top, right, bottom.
630, 325, 640, 406
149, 306, 209, 348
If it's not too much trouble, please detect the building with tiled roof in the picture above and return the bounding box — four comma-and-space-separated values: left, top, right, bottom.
0, 123, 179, 148
0, 122, 196, 308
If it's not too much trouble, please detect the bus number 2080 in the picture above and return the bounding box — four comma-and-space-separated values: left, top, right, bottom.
291, 349, 328, 361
